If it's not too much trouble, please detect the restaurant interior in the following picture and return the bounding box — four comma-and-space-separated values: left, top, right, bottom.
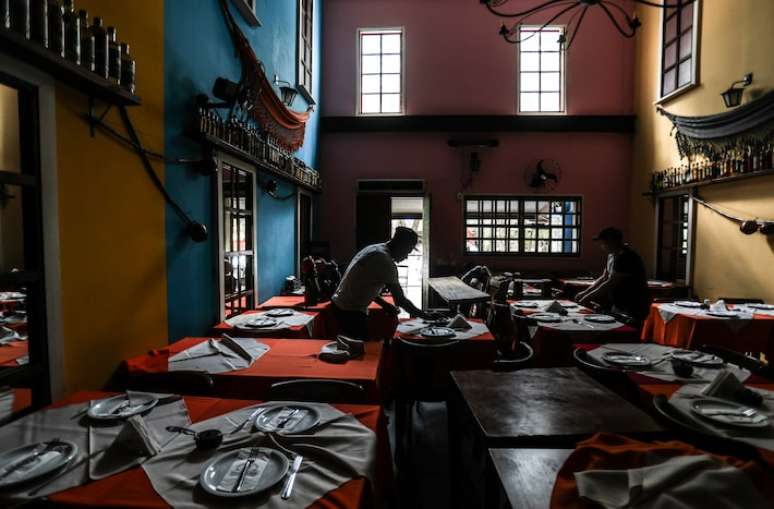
0, 0, 773, 507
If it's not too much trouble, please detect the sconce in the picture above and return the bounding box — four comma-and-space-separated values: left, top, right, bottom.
273, 75, 298, 107
721, 73, 753, 108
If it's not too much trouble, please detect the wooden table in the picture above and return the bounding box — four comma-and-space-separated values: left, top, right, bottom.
448, 368, 664, 509
428, 276, 490, 306
487, 448, 572, 509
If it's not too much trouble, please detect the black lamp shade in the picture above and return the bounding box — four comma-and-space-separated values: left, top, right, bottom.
721, 87, 744, 108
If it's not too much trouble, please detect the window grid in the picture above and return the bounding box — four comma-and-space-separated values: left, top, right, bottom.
222, 163, 255, 318
464, 197, 581, 256
518, 26, 564, 113
359, 29, 403, 114
297, 0, 313, 94
661, 0, 694, 97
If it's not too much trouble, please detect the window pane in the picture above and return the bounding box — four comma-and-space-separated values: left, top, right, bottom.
382, 74, 401, 93
542, 52, 560, 72
382, 33, 401, 53
679, 30, 692, 57
361, 34, 380, 54
362, 55, 380, 74
520, 72, 540, 92
361, 74, 380, 94
520, 32, 540, 51
382, 54, 401, 73
680, 4, 694, 29
665, 16, 677, 41
520, 93, 539, 112
540, 31, 561, 51
541, 93, 561, 111
541, 72, 560, 92
677, 59, 692, 87
361, 94, 380, 113
382, 94, 401, 113
663, 68, 676, 95
521, 52, 540, 71
664, 42, 677, 68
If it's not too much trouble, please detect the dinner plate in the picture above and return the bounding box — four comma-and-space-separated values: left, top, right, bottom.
0, 326, 18, 341
0, 292, 25, 301
671, 350, 724, 367
0, 440, 78, 489
584, 314, 616, 323
747, 303, 774, 311
532, 313, 562, 323
706, 311, 741, 318
512, 301, 539, 308
265, 308, 294, 318
199, 447, 289, 498
675, 301, 702, 308
690, 399, 770, 428
254, 404, 321, 435
87, 393, 158, 421
602, 351, 651, 367
241, 317, 278, 329
419, 326, 457, 339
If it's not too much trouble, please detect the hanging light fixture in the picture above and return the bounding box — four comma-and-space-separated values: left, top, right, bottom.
720, 73, 753, 108
481, 0, 695, 50
273, 75, 299, 107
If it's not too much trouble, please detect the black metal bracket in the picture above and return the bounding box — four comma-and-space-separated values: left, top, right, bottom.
88, 96, 113, 138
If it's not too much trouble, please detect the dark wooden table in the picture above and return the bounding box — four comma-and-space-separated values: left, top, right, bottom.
487, 449, 573, 509
448, 367, 665, 509
428, 276, 490, 306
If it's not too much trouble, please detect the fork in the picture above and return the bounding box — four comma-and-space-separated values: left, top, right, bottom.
233, 448, 260, 493
701, 408, 758, 417
230, 406, 268, 435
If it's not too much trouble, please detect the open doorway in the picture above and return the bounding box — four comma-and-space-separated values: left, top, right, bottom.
390, 196, 429, 311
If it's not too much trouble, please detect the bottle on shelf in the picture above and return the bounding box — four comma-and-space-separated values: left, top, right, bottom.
119, 42, 135, 94
90, 16, 108, 79
62, 0, 79, 64
1, 0, 10, 29
47, 0, 63, 57
77, 9, 93, 71
10, 0, 30, 39
29, 0, 46, 46
106, 26, 120, 85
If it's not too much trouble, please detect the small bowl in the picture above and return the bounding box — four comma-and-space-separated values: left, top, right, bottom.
671, 358, 694, 378
195, 429, 223, 450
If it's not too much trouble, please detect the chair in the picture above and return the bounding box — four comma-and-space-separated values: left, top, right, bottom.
487, 302, 521, 357
267, 378, 366, 404
572, 348, 640, 404
460, 265, 492, 318
717, 297, 764, 304
698, 344, 773, 380
492, 342, 534, 371
115, 370, 214, 396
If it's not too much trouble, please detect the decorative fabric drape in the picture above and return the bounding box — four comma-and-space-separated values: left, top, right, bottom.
657, 90, 774, 159
219, 0, 311, 151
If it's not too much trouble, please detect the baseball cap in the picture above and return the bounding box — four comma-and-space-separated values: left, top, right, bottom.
593, 227, 623, 242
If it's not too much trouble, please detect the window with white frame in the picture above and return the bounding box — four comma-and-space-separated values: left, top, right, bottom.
464, 196, 581, 255
358, 28, 403, 115
659, 0, 700, 100
518, 26, 564, 113
296, 0, 314, 100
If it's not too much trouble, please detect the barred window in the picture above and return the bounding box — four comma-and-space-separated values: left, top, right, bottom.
358, 28, 403, 114
518, 25, 564, 113
464, 197, 581, 255
297, 0, 314, 100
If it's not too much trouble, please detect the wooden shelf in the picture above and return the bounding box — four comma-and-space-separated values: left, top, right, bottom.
0, 27, 141, 106
643, 168, 774, 197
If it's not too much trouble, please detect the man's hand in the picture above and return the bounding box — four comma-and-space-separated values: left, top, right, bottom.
420, 310, 446, 321
384, 303, 401, 316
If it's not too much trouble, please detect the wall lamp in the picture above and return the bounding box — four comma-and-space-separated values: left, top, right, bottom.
721, 73, 753, 108
273, 75, 298, 107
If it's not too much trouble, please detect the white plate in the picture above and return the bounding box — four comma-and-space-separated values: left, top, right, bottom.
199, 447, 289, 498
512, 301, 539, 308
671, 350, 724, 367
748, 303, 774, 311
254, 404, 321, 435
690, 399, 770, 429
0, 440, 78, 489
675, 301, 702, 308
87, 393, 158, 421
602, 351, 651, 367
706, 311, 741, 318
532, 313, 562, 323
241, 317, 278, 329
265, 308, 294, 318
419, 326, 457, 339
584, 314, 616, 324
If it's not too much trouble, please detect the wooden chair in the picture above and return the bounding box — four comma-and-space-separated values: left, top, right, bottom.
717, 297, 764, 304
492, 342, 534, 372
487, 302, 522, 357
267, 379, 366, 404
114, 370, 214, 396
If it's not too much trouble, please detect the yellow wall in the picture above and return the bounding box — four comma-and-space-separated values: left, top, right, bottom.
630, 0, 774, 302
56, 1, 167, 393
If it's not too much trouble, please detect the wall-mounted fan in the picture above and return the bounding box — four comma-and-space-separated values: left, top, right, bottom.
523, 159, 561, 192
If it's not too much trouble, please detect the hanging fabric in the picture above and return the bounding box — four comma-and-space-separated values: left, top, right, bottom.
657, 90, 774, 159
218, 0, 312, 151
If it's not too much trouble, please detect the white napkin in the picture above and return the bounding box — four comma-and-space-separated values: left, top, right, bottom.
701, 370, 747, 400
337, 335, 365, 355
215, 450, 269, 492
709, 300, 728, 313
113, 415, 163, 457
168, 339, 269, 374
575, 454, 768, 509
448, 314, 472, 330
544, 301, 568, 315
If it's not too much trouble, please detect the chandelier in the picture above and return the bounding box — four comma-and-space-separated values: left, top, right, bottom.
481, 0, 694, 50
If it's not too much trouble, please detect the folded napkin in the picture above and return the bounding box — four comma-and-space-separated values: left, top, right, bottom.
448, 314, 472, 330
575, 454, 768, 509
337, 335, 365, 355
701, 370, 762, 407
215, 449, 270, 492
543, 301, 568, 316
710, 299, 728, 313
220, 335, 254, 362
319, 336, 365, 364
113, 415, 163, 457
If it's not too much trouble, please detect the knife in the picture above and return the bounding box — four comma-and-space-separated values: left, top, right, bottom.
281, 454, 303, 499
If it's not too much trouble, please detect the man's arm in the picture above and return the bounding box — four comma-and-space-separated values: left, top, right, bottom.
575, 270, 608, 301
374, 295, 399, 315
578, 272, 626, 306
384, 281, 437, 320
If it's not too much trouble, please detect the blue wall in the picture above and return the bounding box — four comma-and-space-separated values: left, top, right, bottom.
164, 0, 322, 341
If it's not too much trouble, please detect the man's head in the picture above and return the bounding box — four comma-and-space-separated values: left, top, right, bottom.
593, 226, 624, 254
387, 226, 419, 262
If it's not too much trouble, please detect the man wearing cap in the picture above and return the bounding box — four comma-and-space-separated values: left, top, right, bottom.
331, 227, 441, 340
575, 227, 650, 324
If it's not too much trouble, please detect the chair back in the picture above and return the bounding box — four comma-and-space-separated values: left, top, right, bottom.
488, 302, 520, 356
395, 338, 460, 402
267, 378, 366, 404
699, 344, 771, 379
492, 342, 534, 371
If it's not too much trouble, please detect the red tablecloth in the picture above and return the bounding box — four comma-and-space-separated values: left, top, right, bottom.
259, 296, 399, 340
531, 324, 639, 367
211, 310, 323, 338
0, 340, 27, 366
46, 391, 390, 509
123, 338, 384, 402
641, 304, 774, 358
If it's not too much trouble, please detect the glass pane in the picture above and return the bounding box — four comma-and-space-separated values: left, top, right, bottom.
382, 94, 401, 113
537, 240, 550, 253
542, 52, 560, 72
551, 241, 562, 252
550, 215, 563, 226
520, 72, 540, 92
362, 74, 380, 94
541, 72, 560, 92
540, 31, 561, 51
538, 228, 550, 239
382, 74, 401, 93
664, 42, 677, 68
551, 228, 562, 239
519, 31, 540, 51
466, 200, 478, 212
521, 52, 540, 72
680, 4, 694, 29
382, 55, 401, 73
665, 16, 677, 41
482, 240, 492, 252
382, 33, 401, 53
663, 69, 676, 95
520, 93, 539, 112
361, 34, 380, 54
0, 185, 25, 272
524, 228, 536, 239
362, 55, 380, 74
466, 239, 479, 252
495, 240, 506, 252
361, 94, 380, 113
678, 59, 692, 86
0, 84, 21, 173
541, 93, 561, 111
524, 240, 536, 252
679, 30, 692, 57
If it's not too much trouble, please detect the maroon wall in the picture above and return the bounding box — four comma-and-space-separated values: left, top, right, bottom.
319, 0, 636, 273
